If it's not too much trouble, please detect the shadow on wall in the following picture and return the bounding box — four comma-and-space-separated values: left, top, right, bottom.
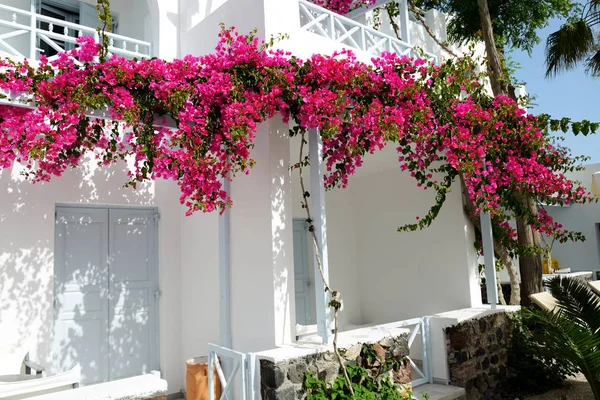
0, 155, 156, 378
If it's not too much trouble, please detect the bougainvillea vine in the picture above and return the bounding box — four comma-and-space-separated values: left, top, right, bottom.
0, 27, 594, 255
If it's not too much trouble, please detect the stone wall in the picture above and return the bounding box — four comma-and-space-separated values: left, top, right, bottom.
445, 311, 515, 400
260, 334, 410, 400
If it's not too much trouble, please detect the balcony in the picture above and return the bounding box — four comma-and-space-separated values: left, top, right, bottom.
299, 0, 458, 64
0, 2, 151, 62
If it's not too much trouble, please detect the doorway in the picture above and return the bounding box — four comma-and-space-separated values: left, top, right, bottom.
53, 205, 159, 385
293, 219, 316, 326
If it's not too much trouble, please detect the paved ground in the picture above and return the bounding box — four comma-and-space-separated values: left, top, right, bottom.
525, 374, 593, 400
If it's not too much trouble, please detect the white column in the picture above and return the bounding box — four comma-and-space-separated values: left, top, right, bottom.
480, 209, 498, 306
229, 118, 295, 351
308, 128, 331, 344
219, 179, 233, 349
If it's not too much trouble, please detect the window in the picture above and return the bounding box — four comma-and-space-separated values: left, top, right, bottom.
38, 1, 118, 58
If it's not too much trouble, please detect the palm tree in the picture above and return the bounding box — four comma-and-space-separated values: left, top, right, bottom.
525, 277, 600, 398
545, 0, 600, 77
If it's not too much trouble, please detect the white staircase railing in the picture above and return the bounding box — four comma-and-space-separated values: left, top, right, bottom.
299, 0, 437, 63
0, 3, 151, 61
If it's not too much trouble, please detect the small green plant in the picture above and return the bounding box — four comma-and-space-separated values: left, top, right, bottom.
303, 344, 415, 400
303, 364, 412, 400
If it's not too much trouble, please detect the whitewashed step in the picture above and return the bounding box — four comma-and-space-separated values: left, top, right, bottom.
414, 384, 465, 400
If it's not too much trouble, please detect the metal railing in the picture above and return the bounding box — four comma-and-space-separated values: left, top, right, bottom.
0, 3, 151, 61
298, 0, 437, 63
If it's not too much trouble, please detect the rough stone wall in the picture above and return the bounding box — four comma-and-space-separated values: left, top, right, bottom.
445, 311, 515, 400
260, 334, 409, 400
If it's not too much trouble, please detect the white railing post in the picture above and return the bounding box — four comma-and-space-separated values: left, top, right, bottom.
246, 353, 257, 400
208, 351, 215, 400
359, 26, 366, 51
308, 128, 331, 344
29, 0, 36, 59
93, 30, 100, 62
328, 12, 335, 40
421, 317, 433, 384
398, 0, 410, 43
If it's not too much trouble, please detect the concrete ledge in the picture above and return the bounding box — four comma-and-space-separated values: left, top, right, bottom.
256, 323, 411, 363
431, 305, 520, 323
28, 374, 168, 400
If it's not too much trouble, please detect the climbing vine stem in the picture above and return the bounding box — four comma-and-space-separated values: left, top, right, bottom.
296, 127, 355, 396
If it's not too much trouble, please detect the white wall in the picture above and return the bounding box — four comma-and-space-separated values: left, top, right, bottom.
179, 212, 220, 390
289, 136, 481, 330
545, 163, 600, 275
0, 157, 186, 393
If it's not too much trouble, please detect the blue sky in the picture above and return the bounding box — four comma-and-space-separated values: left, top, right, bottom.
512, 18, 600, 163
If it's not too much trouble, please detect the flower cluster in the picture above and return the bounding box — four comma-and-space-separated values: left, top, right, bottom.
309, 0, 376, 14
0, 27, 593, 249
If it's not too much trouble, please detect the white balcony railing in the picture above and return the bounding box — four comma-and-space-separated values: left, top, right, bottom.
0, 3, 151, 61
299, 0, 437, 64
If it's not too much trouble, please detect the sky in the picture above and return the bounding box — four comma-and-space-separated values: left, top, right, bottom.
511, 17, 600, 163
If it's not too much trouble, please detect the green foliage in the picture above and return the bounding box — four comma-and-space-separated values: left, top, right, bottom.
545, 1, 600, 77
524, 277, 600, 399
96, 0, 112, 63
415, 0, 579, 54
303, 344, 413, 400
389, 0, 576, 59
504, 310, 577, 395
303, 364, 412, 400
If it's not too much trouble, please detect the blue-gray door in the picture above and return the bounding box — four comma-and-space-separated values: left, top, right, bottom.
54, 206, 159, 385
293, 219, 315, 325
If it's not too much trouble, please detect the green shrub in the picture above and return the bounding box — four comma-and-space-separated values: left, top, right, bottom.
504, 310, 577, 395
303, 364, 412, 400
302, 344, 415, 400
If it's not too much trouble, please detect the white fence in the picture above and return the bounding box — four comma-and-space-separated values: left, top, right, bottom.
0, 3, 151, 61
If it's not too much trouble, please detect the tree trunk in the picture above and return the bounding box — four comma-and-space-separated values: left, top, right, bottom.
476, 0, 542, 305
476, 0, 508, 96
516, 197, 544, 306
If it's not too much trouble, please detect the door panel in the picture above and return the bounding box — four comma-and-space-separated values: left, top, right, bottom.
108, 209, 159, 381
54, 207, 109, 385
54, 206, 159, 385
293, 219, 315, 325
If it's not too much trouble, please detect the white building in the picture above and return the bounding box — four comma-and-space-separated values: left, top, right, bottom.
545, 162, 600, 277
0, 0, 487, 398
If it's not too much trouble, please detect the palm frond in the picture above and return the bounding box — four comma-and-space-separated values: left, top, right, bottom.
526, 277, 600, 397
545, 19, 596, 77
547, 277, 600, 335
525, 308, 600, 397
587, 48, 600, 76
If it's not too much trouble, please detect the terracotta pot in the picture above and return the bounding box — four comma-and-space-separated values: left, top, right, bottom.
186, 357, 221, 400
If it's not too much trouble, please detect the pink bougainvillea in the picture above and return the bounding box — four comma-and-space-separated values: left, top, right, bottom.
0, 28, 593, 249
309, 0, 376, 14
